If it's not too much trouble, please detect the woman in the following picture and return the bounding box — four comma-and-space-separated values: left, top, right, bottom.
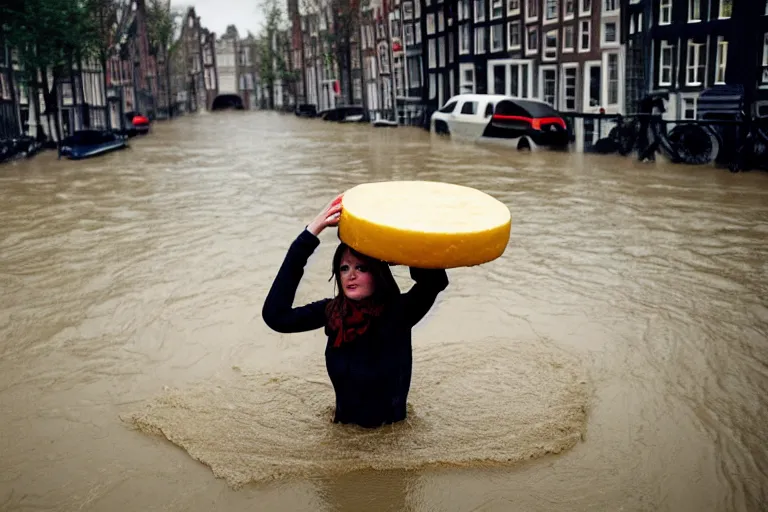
262, 194, 449, 428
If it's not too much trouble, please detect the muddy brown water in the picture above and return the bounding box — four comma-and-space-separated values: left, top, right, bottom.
1, 111, 767, 512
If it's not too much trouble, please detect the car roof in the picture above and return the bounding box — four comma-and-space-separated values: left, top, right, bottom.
443, 93, 510, 104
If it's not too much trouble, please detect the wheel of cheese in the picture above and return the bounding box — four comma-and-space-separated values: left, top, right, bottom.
338, 181, 511, 269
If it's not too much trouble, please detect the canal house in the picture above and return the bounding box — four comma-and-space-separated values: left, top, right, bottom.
625, 0, 768, 121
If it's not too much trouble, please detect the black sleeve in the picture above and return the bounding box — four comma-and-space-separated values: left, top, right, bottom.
262, 229, 330, 333
401, 267, 449, 327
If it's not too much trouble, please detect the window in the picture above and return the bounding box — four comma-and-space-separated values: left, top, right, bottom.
508, 22, 521, 49
508, 0, 520, 15
460, 24, 471, 53
587, 63, 601, 107
527, 26, 539, 54
460, 101, 478, 114
686, 40, 704, 85
715, 37, 728, 84
581, 0, 591, 15
541, 67, 557, 106
484, 102, 495, 117
660, 0, 671, 25
438, 11, 445, 31
448, 32, 455, 63
414, 0, 421, 17
404, 24, 415, 45
475, 27, 486, 53
428, 38, 436, 68
602, 21, 618, 45
491, 24, 504, 51
604, 0, 617, 12
563, 25, 575, 51
762, 33, 768, 85
562, 65, 577, 110
565, 0, 575, 18
460, 63, 475, 93
579, 20, 590, 52
439, 100, 458, 113
475, 0, 486, 21
527, 0, 539, 19
546, 0, 558, 21
459, 0, 470, 20
403, 1, 413, 19
438, 36, 446, 67
607, 52, 619, 105
689, 0, 701, 22
659, 41, 673, 86
681, 95, 697, 119
491, 0, 504, 19
427, 14, 435, 34
719, 0, 732, 19
544, 30, 558, 60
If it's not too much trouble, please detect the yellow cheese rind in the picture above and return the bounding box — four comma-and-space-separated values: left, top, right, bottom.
338, 181, 511, 269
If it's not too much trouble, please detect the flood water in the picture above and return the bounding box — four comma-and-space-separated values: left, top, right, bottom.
1, 111, 767, 512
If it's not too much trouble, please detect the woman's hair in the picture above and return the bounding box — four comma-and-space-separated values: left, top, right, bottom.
328, 243, 400, 302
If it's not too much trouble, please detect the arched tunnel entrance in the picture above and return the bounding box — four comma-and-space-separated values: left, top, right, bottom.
211, 94, 245, 111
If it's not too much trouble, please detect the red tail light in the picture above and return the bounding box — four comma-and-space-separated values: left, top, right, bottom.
531, 117, 566, 130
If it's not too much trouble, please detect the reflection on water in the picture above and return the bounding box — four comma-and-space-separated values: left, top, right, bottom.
0, 111, 767, 512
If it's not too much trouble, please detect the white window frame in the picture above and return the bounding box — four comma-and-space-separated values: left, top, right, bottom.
718, 0, 732, 19
689, 0, 701, 22
584, 60, 602, 110
686, 39, 704, 86
580, 0, 591, 17
458, 0, 470, 20
428, 38, 437, 68
578, 19, 591, 53
459, 62, 476, 93
508, 0, 521, 16
564, 0, 576, 20
761, 33, 768, 87
543, 29, 558, 61
526, 0, 539, 22
508, 21, 522, 50
544, 0, 559, 24
601, 20, 619, 48
680, 93, 698, 120
475, 26, 486, 54
491, 0, 504, 19
603, 50, 621, 110
475, 0, 487, 22
659, 40, 674, 86
539, 65, 558, 108
659, 0, 672, 25
487, 58, 535, 97
438, 36, 446, 67
603, 0, 618, 15
715, 36, 727, 84
438, 11, 445, 31
427, 13, 435, 34
561, 63, 578, 111
526, 25, 539, 56
459, 24, 471, 54
491, 24, 504, 52
563, 24, 575, 52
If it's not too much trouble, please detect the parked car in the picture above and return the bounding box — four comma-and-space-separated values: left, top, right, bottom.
430, 94, 570, 151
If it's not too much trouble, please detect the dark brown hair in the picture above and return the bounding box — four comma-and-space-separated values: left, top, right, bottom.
328, 243, 400, 302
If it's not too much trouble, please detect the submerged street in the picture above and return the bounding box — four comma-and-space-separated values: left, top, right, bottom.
1, 111, 767, 511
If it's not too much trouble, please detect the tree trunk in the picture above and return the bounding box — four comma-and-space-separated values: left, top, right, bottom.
41, 67, 62, 147
77, 48, 89, 129
166, 56, 172, 119
68, 53, 79, 130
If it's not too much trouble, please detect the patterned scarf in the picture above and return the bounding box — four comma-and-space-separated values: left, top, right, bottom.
325, 296, 384, 348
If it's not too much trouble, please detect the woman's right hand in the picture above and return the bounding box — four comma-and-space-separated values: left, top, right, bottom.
307, 193, 344, 237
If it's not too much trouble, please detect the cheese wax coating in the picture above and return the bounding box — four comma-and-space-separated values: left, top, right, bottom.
338, 181, 512, 269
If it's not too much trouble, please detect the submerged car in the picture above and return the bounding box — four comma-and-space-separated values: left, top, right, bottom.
430, 94, 570, 151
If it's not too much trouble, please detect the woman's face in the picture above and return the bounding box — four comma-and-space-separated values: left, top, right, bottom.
339, 249, 376, 301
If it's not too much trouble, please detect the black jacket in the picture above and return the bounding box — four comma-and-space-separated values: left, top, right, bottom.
262, 228, 449, 428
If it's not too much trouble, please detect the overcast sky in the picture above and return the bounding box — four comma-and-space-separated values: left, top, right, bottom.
170, 0, 266, 37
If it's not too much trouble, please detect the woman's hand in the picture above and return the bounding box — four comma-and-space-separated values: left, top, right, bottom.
307, 193, 344, 237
